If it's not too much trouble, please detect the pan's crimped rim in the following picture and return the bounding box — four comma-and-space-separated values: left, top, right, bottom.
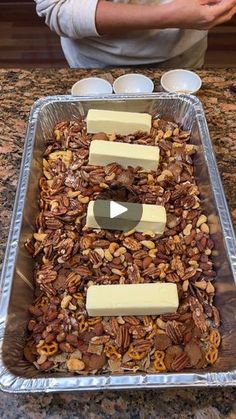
0, 93, 236, 393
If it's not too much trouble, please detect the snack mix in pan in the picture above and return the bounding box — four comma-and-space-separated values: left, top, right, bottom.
24, 116, 221, 374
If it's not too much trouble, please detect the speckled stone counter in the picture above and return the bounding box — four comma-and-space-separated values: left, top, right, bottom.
0, 68, 236, 418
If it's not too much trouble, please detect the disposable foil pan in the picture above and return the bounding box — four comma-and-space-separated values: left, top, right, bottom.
0, 94, 236, 393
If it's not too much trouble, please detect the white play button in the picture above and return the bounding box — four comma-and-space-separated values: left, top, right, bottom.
93, 189, 143, 232
110, 201, 128, 219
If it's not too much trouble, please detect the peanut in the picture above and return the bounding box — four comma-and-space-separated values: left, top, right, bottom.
105, 173, 116, 181
196, 214, 207, 227
33, 233, 47, 241
193, 200, 200, 209
140, 240, 155, 250
104, 249, 113, 262
99, 182, 109, 189
50, 200, 59, 211
67, 190, 81, 197
111, 268, 124, 276
114, 247, 127, 257
109, 242, 119, 254
163, 129, 172, 139
156, 318, 166, 330
124, 229, 136, 237
200, 223, 210, 234
61, 295, 72, 309
183, 224, 192, 236
157, 170, 173, 182
182, 280, 189, 292
206, 282, 215, 294
147, 174, 154, 183
78, 195, 89, 204
195, 280, 207, 290
149, 249, 158, 258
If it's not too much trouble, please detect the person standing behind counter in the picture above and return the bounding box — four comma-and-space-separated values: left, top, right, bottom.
35, 0, 236, 68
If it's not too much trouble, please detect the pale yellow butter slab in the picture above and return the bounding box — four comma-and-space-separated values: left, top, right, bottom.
86, 200, 166, 234
88, 140, 159, 171
87, 109, 152, 136
86, 283, 179, 316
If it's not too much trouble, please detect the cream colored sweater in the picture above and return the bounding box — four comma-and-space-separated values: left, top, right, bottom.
35, 0, 207, 68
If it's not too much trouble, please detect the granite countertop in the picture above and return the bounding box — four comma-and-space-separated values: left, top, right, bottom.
0, 68, 236, 418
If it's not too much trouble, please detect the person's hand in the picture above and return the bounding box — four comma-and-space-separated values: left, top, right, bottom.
162, 0, 236, 30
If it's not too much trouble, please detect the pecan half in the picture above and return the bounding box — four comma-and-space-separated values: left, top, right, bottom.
189, 297, 207, 333
123, 237, 142, 251
115, 324, 130, 349
171, 352, 190, 371
166, 321, 183, 344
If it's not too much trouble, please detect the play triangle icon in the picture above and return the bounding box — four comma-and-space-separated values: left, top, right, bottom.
110, 201, 128, 219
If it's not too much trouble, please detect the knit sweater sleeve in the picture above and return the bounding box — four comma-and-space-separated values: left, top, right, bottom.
35, 0, 99, 38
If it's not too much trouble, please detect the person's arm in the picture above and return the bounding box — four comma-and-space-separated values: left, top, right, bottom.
35, 0, 99, 38
96, 0, 236, 34
35, 0, 236, 40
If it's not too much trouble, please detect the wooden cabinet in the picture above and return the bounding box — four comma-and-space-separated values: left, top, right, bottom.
0, 1, 34, 2
206, 15, 236, 66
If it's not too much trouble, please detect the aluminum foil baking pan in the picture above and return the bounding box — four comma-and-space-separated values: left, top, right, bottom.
0, 94, 236, 393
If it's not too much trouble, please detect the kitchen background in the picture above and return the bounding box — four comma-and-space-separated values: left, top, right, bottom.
0, 0, 236, 67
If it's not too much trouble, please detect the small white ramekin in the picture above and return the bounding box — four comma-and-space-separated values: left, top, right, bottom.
71, 77, 113, 96
113, 73, 154, 94
161, 69, 202, 94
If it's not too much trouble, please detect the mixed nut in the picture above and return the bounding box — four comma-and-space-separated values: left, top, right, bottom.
24, 116, 221, 374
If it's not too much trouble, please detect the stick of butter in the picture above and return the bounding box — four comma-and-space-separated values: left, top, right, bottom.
86, 283, 179, 316
87, 109, 152, 135
88, 140, 159, 171
86, 200, 166, 234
